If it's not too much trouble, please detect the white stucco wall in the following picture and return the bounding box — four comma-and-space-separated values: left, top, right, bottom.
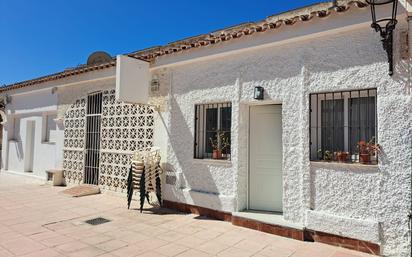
1, 68, 116, 179
7, 114, 62, 176
157, 16, 411, 257
162, 70, 240, 211
2, 89, 63, 178
0, 5, 410, 257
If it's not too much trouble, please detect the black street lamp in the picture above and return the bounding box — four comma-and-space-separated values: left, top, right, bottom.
366, 0, 399, 76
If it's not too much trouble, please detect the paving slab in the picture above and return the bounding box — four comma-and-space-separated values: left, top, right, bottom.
0, 172, 376, 257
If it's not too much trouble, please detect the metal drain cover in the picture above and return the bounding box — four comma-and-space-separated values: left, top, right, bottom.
85, 217, 111, 226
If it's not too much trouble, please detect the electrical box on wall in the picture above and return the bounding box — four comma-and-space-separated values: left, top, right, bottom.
115, 55, 150, 104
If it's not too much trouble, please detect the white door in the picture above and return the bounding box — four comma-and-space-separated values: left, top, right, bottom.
249, 105, 283, 212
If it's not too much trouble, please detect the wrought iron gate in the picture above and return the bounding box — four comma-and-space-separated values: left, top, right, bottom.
84, 92, 102, 185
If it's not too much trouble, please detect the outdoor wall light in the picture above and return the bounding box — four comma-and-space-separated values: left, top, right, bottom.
150, 77, 160, 94
254, 86, 264, 100
366, 0, 398, 76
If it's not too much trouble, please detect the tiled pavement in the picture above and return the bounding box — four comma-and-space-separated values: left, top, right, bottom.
0, 172, 375, 257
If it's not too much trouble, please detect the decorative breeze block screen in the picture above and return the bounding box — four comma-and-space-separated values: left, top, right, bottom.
63, 89, 155, 190
63, 97, 87, 183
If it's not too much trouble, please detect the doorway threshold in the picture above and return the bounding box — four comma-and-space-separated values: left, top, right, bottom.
232, 210, 304, 230
61, 185, 100, 197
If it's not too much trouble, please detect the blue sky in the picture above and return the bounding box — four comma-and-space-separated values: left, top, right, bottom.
0, 0, 320, 85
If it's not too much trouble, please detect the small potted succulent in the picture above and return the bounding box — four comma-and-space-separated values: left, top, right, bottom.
210, 132, 230, 159
317, 149, 333, 162
357, 137, 381, 164
335, 151, 349, 162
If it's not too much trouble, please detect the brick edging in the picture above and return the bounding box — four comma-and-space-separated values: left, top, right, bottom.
162, 200, 380, 255
305, 230, 380, 255
163, 200, 232, 221
231, 215, 304, 241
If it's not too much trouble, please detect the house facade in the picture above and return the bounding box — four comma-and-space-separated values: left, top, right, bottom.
1, 1, 411, 256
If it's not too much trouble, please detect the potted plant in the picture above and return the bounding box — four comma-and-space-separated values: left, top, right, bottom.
210, 132, 230, 159
324, 150, 333, 162
335, 151, 349, 162
317, 149, 333, 162
357, 137, 381, 164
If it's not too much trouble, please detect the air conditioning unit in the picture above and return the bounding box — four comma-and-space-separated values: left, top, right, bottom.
115, 55, 150, 104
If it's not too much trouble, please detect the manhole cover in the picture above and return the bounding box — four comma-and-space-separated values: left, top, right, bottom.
84, 217, 111, 226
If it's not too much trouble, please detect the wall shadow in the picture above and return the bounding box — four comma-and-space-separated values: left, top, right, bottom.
166, 95, 224, 212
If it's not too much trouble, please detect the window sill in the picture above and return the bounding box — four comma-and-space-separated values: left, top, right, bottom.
41, 141, 56, 145
310, 161, 378, 172
192, 159, 232, 167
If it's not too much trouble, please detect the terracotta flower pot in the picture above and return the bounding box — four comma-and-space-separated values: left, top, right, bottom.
212, 150, 222, 159
359, 154, 370, 164
336, 152, 348, 162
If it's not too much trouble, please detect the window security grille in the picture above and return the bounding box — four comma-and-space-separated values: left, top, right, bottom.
84, 92, 103, 185
194, 103, 232, 160
309, 89, 377, 164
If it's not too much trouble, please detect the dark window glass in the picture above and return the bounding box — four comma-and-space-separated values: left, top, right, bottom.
309, 89, 377, 164
221, 107, 231, 131
205, 108, 218, 154
349, 97, 376, 153
321, 99, 344, 153
206, 108, 218, 131
194, 103, 232, 159
222, 131, 231, 155
205, 132, 217, 154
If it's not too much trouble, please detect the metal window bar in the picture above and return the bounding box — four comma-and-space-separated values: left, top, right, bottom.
349, 90, 352, 161
194, 102, 232, 160
309, 89, 377, 164
332, 92, 334, 153
84, 92, 102, 185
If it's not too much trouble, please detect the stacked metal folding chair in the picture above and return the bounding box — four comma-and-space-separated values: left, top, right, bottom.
127, 148, 162, 213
